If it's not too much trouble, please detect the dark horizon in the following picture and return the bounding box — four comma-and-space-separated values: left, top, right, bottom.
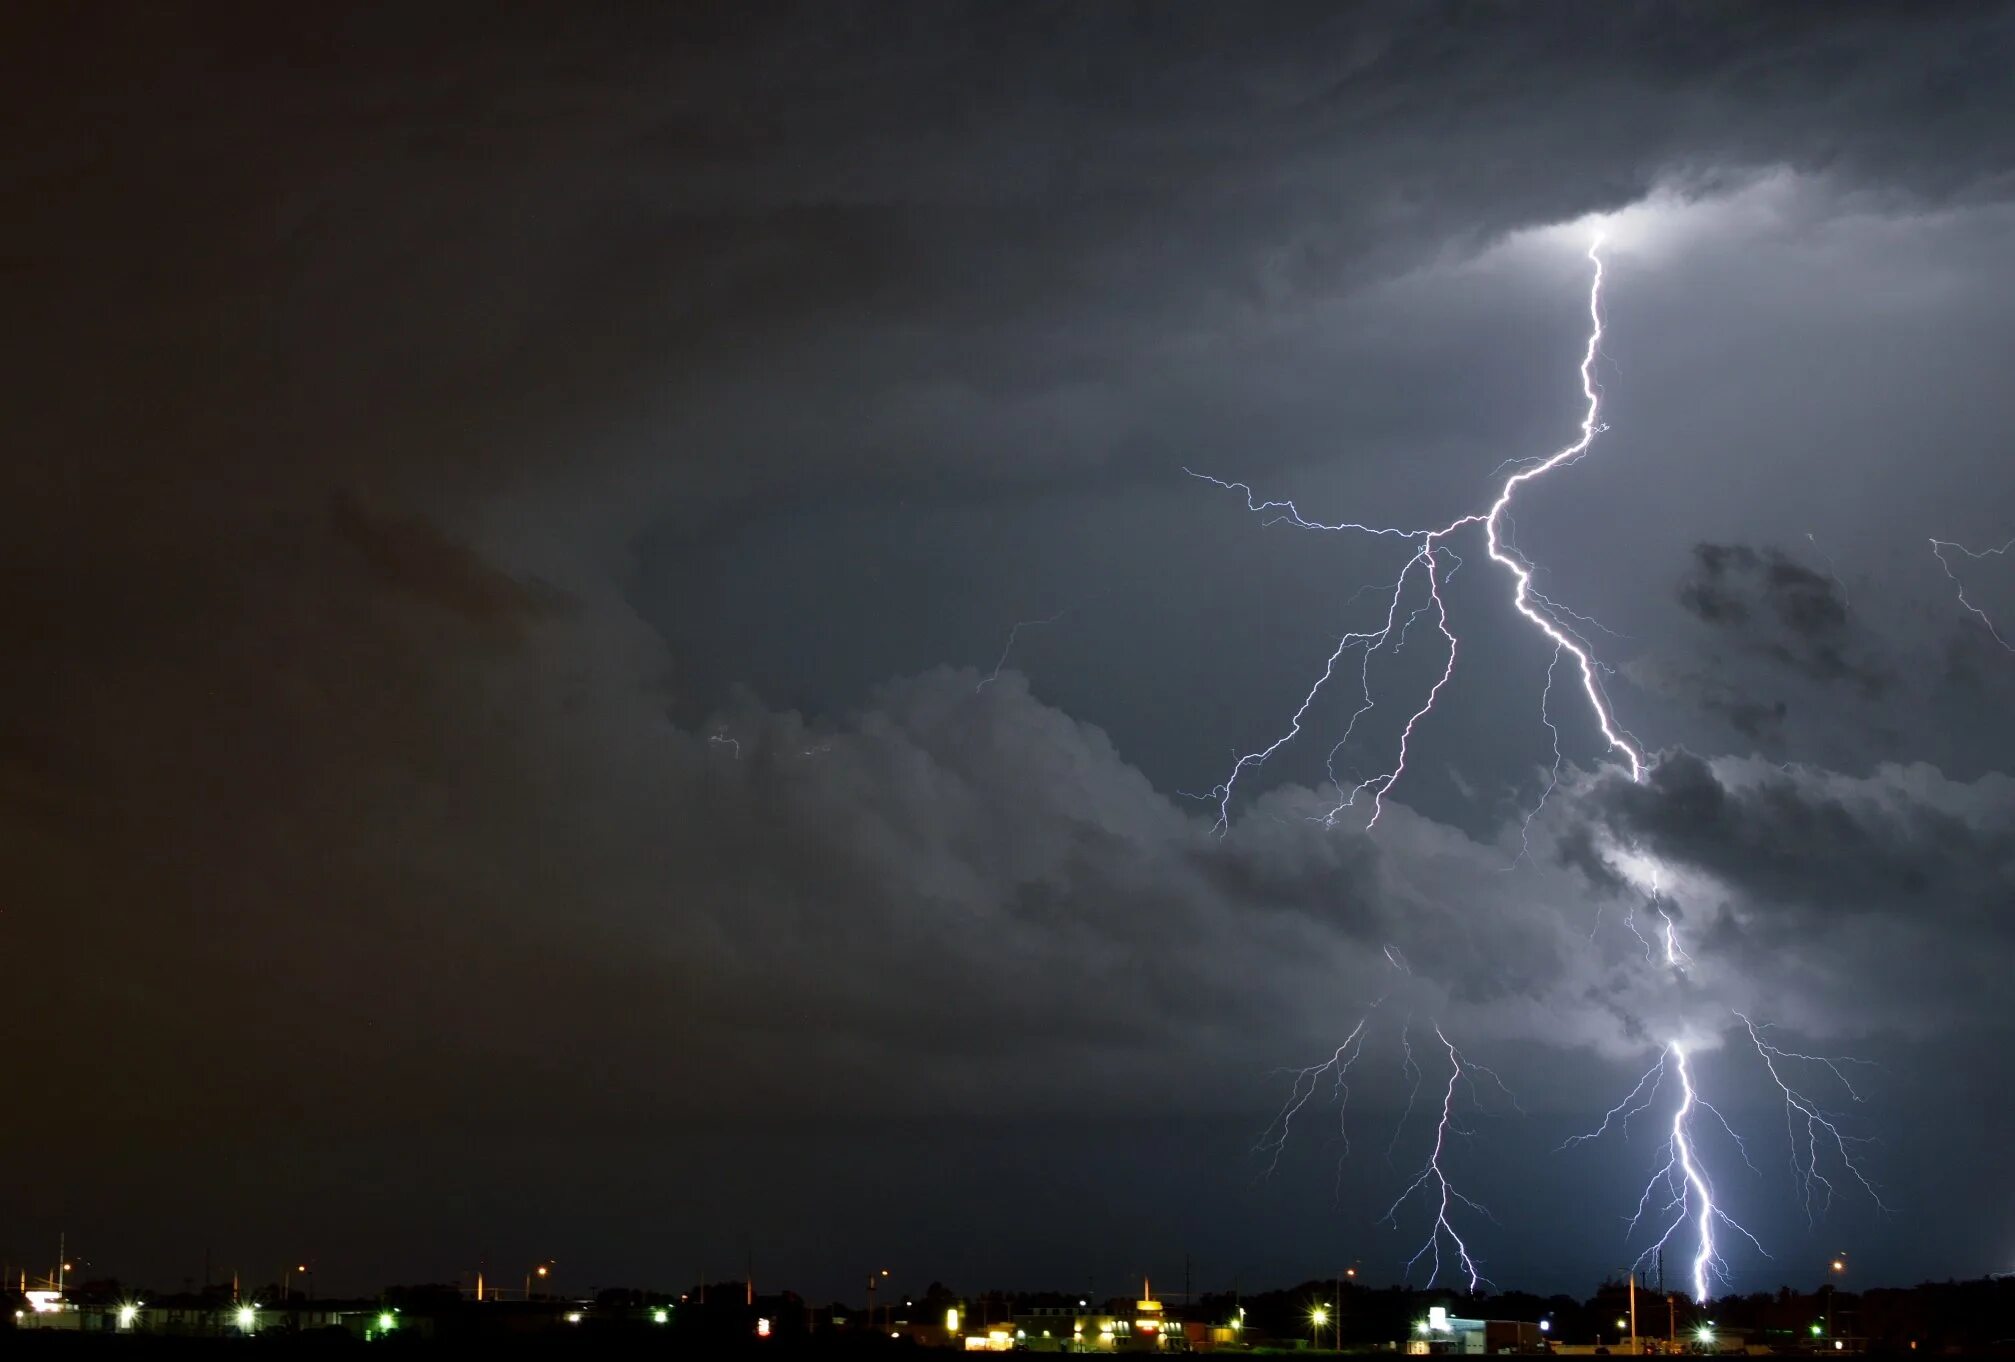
18, 1262, 2015, 1353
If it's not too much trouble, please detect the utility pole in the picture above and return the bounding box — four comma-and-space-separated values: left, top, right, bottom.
1628, 1272, 1638, 1355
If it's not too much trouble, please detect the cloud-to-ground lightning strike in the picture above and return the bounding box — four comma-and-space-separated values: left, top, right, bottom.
1382, 1025, 1496, 1291
1229, 236, 1885, 1296
1930, 536, 2015, 651
1568, 1043, 1766, 1303
1191, 236, 1642, 835
1254, 955, 1511, 1287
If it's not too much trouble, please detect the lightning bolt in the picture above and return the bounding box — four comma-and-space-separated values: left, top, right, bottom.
977, 610, 1068, 690
1930, 536, 2015, 651
1736, 1012, 1889, 1222
1387, 1016, 1425, 1164
1192, 235, 1643, 834
1218, 234, 1889, 1295
1511, 643, 1567, 865
1382, 1024, 1500, 1291
1256, 1013, 1376, 1179
1572, 1043, 1765, 1303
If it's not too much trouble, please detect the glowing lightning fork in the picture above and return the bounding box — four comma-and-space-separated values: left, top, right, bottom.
1930, 536, 2015, 652
1737, 1013, 1889, 1222
1478, 238, 1643, 786
1576, 1042, 1766, 1302
1383, 1025, 1493, 1290
1192, 235, 1643, 833
1255, 1013, 1377, 1178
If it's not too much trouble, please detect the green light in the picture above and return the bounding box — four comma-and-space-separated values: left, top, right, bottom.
378, 1312, 396, 1332
1812, 1324, 1824, 1336
653, 1309, 669, 1324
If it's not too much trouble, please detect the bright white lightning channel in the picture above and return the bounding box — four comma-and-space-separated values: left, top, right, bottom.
1566, 1042, 1765, 1303
1191, 235, 1642, 835
1229, 235, 1885, 1296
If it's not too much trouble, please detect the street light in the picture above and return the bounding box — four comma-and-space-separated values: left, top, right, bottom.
1828, 1253, 1847, 1338
867, 1268, 890, 1332
1310, 1305, 1329, 1350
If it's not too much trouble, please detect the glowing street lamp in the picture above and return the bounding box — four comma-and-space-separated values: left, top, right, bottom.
1827, 1253, 1847, 1338
866, 1268, 891, 1331
1310, 1305, 1329, 1350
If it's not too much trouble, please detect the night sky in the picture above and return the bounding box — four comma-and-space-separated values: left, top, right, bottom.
9, 3, 2015, 1305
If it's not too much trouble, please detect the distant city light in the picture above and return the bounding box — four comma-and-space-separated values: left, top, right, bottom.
565, 1312, 583, 1324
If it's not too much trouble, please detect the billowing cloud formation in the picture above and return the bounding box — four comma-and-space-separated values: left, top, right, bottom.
1573, 751, 2015, 1038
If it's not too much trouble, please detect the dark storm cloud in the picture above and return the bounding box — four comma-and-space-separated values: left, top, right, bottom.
1566, 750, 2015, 1033
1677, 542, 1886, 695
8, 0, 2015, 1291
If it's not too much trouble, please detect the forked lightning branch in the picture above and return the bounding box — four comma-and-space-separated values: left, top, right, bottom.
1204, 236, 1883, 1299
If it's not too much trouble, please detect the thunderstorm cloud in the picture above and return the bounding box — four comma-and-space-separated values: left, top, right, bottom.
8, 0, 2015, 1297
